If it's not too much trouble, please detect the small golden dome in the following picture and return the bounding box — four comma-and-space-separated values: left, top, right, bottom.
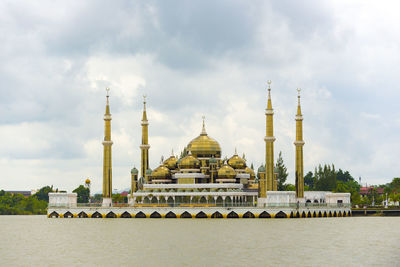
217, 164, 236, 179
228, 151, 246, 169
187, 119, 221, 158
85, 178, 91, 184
151, 165, 171, 179
244, 167, 256, 179
163, 155, 178, 170
179, 153, 200, 169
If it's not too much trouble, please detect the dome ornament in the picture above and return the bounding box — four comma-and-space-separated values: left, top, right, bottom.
267, 80, 272, 100
201, 115, 207, 135
106, 87, 110, 104
143, 94, 147, 110
297, 88, 301, 105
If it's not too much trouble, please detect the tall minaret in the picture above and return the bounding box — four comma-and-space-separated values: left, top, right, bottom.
140, 95, 150, 183
265, 80, 276, 193
294, 88, 305, 199
102, 88, 113, 207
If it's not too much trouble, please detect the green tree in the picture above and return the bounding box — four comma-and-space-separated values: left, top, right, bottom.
73, 185, 90, 203
285, 184, 296, 191
91, 194, 103, 203
112, 193, 126, 203
304, 171, 314, 189
179, 147, 188, 159
314, 164, 337, 191
275, 151, 289, 191
34, 186, 54, 202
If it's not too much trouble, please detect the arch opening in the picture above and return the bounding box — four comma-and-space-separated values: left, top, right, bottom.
106, 211, 117, 218
92, 211, 102, 218
196, 211, 207, 218
259, 211, 271, 218
275, 211, 287, 218
64, 211, 73, 218
150, 211, 161, 218
135, 211, 146, 218
243, 211, 255, 218
211, 211, 223, 218
78, 211, 88, 218
165, 211, 176, 218
227, 211, 239, 218
180, 211, 192, 218
121, 211, 131, 218
49, 211, 59, 218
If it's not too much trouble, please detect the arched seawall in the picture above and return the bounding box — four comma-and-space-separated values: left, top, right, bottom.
48, 207, 351, 219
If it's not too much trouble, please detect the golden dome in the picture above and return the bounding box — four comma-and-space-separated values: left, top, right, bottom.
151, 165, 171, 179
179, 152, 200, 169
85, 178, 91, 184
217, 164, 236, 179
187, 120, 221, 158
163, 155, 178, 170
244, 167, 256, 179
228, 150, 246, 169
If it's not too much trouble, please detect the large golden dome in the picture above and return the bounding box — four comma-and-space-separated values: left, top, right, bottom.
178, 152, 200, 169
187, 120, 221, 158
217, 164, 236, 179
228, 150, 246, 169
151, 165, 171, 179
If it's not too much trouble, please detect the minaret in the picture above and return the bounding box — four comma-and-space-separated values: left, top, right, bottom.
102, 88, 113, 207
294, 88, 305, 199
264, 80, 276, 193
140, 95, 150, 183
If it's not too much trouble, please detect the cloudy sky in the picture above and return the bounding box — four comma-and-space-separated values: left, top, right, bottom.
1, 0, 400, 193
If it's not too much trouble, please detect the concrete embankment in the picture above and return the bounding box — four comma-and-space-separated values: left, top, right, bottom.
351, 208, 400, 216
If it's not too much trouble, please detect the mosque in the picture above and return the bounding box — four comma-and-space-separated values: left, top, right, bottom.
48, 82, 351, 218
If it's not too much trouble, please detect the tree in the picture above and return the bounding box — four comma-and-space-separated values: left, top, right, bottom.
304, 171, 314, 189
314, 164, 337, 191
72, 185, 90, 203
112, 193, 126, 203
179, 147, 188, 159
275, 151, 289, 191
34, 186, 54, 202
286, 184, 296, 191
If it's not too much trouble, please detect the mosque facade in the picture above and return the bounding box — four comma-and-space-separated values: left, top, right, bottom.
48, 82, 351, 218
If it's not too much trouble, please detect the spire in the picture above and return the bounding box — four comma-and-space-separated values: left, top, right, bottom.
297, 88, 302, 116
102, 87, 113, 206
142, 95, 148, 121
201, 115, 207, 135
234, 147, 238, 155
105, 87, 110, 115
267, 80, 272, 110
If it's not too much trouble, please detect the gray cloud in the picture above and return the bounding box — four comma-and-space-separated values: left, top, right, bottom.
0, 0, 399, 192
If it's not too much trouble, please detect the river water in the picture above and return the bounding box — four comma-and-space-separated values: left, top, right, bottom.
0, 216, 399, 266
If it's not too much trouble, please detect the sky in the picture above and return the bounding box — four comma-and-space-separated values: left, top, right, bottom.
1, 0, 400, 193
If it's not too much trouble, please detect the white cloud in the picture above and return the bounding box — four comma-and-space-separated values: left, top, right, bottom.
1, 0, 400, 192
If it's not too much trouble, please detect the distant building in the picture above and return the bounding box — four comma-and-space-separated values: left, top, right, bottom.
6, 191, 32, 197
360, 186, 384, 197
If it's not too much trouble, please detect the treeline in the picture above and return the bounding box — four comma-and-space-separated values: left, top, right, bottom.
0, 186, 53, 215
302, 164, 361, 203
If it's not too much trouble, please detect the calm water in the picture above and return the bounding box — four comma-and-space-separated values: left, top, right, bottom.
0, 216, 399, 266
